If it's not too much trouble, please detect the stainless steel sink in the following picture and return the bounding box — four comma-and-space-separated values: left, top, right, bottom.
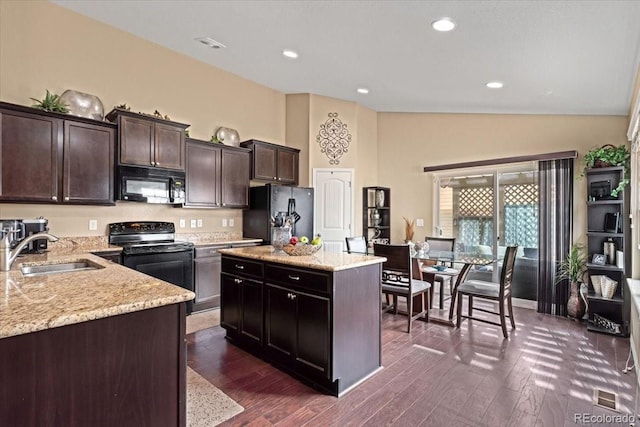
20, 260, 104, 277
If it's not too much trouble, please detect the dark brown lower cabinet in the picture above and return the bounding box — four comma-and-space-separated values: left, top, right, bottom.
0, 303, 187, 427
221, 271, 263, 348
221, 254, 382, 396
265, 283, 330, 378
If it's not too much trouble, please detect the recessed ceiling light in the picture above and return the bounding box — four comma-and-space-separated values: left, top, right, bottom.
357, 88, 369, 94
282, 49, 299, 59
432, 18, 456, 32
486, 81, 504, 89
195, 37, 226, 49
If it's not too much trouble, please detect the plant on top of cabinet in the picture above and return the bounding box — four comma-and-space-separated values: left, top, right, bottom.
30, 90, 69, 113
581, 144, 630, 196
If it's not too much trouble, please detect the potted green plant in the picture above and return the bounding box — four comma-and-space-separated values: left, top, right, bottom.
581, 144, 630, 197
556, 244, 588, 319
30, 90, 69, 113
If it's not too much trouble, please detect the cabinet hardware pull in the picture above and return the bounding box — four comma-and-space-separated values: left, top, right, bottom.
234, 278, 242, 284
291, 294, 296, 300
156, 162, 160, 166
235, 264, 244, 270
64, 197, 69, 201
151, 161, 155, 166
51, 196, 57, 201
273, 176, 277, 180
287, 293, 292, 299
288, 275, 300, 281
222, 203, 226, 206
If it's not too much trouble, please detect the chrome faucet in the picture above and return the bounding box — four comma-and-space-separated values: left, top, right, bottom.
0, 232, 59, 271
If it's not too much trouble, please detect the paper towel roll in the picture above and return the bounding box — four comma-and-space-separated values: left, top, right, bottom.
616, 250, 624, 268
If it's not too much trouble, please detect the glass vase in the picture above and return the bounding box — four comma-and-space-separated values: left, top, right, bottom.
271, 226, 291, 251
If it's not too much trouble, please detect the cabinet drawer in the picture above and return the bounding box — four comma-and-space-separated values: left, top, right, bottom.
196, 245, 229, 258
265, 264, 330, 294
222, 256, 263, 279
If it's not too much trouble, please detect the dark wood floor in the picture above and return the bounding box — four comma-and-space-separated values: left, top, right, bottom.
187, 302, 638, 426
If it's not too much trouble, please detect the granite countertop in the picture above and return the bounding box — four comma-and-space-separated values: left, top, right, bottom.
186, 237, 262, 247
43, 235, 262, 254
219, 245, 386, 272
0, 252, 194, 340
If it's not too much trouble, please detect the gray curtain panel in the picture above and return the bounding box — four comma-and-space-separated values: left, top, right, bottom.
538, 158, 574, 315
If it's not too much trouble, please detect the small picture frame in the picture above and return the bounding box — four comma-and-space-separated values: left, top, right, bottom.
592, 253, 606, 265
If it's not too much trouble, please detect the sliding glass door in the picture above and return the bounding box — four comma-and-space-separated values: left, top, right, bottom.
437, 164, 539, 301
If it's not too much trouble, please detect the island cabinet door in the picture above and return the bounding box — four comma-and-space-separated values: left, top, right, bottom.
220, 273, 240, 331
240, 278, 264, 344
296, 291, 331, 379
265, 284, 296, 358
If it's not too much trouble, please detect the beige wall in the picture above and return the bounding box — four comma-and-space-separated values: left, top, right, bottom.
285, 94, 311, 186
0, 0, 286, 237
378, 113, 630, 243
0, 1, 636, 247
286, 93, 378, 235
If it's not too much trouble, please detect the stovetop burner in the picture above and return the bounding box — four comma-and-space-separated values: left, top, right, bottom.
109, 221, 193, 254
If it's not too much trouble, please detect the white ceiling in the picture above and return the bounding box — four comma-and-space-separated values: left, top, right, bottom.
52, 0, 640, 115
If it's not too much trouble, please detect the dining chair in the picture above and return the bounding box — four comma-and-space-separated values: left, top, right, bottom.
374, 243, 431, 333
345, 236, 368, 254
455, 245, 518, 338
422, 237, 459, 308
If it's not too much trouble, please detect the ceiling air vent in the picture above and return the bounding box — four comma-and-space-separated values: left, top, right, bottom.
593, 388, 618, 411
195, 37, 226, 49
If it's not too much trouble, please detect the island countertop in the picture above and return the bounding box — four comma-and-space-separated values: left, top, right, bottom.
218, 245, 385, 271
0, 252, 194, 340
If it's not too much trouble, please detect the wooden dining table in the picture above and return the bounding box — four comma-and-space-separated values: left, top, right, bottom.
411, 250, 495, 326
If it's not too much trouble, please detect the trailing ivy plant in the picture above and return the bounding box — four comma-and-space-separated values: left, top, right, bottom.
581, 144, 630, 197
30, 90, 69, 113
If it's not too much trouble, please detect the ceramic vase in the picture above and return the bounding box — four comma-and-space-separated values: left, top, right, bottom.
567, 281, 586, 320
59, 89, 104, 121
370, 209, 381, 226
375, 190, 385, 207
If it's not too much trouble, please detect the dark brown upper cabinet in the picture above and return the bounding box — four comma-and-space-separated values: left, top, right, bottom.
240, 139, 299, 185
184, 139, 250, 208
106, 108, 189, 171
0, 102, 115, 205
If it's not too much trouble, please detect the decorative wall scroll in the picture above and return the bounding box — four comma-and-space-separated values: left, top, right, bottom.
316, 112, 351, 165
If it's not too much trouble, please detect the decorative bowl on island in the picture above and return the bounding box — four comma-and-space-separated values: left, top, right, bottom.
282, 244, 322, 256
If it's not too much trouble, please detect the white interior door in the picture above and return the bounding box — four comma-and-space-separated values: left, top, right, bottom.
313, 169, 354, 253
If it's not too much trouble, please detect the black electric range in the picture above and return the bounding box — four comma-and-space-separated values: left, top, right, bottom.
109, 221, 194, 313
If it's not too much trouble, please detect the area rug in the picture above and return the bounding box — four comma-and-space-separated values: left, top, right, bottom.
187, 367, 243, 427
186, 310, 220, 334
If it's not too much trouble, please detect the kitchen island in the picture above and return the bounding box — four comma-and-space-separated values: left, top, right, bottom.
0, 251, 194, 427
219, 245, 385, 396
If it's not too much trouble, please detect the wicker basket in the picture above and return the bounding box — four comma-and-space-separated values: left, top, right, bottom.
600, 276, 618, 299
282, 244, 322, 256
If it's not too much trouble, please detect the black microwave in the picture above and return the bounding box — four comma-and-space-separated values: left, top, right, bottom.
117, 166, 186, 204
